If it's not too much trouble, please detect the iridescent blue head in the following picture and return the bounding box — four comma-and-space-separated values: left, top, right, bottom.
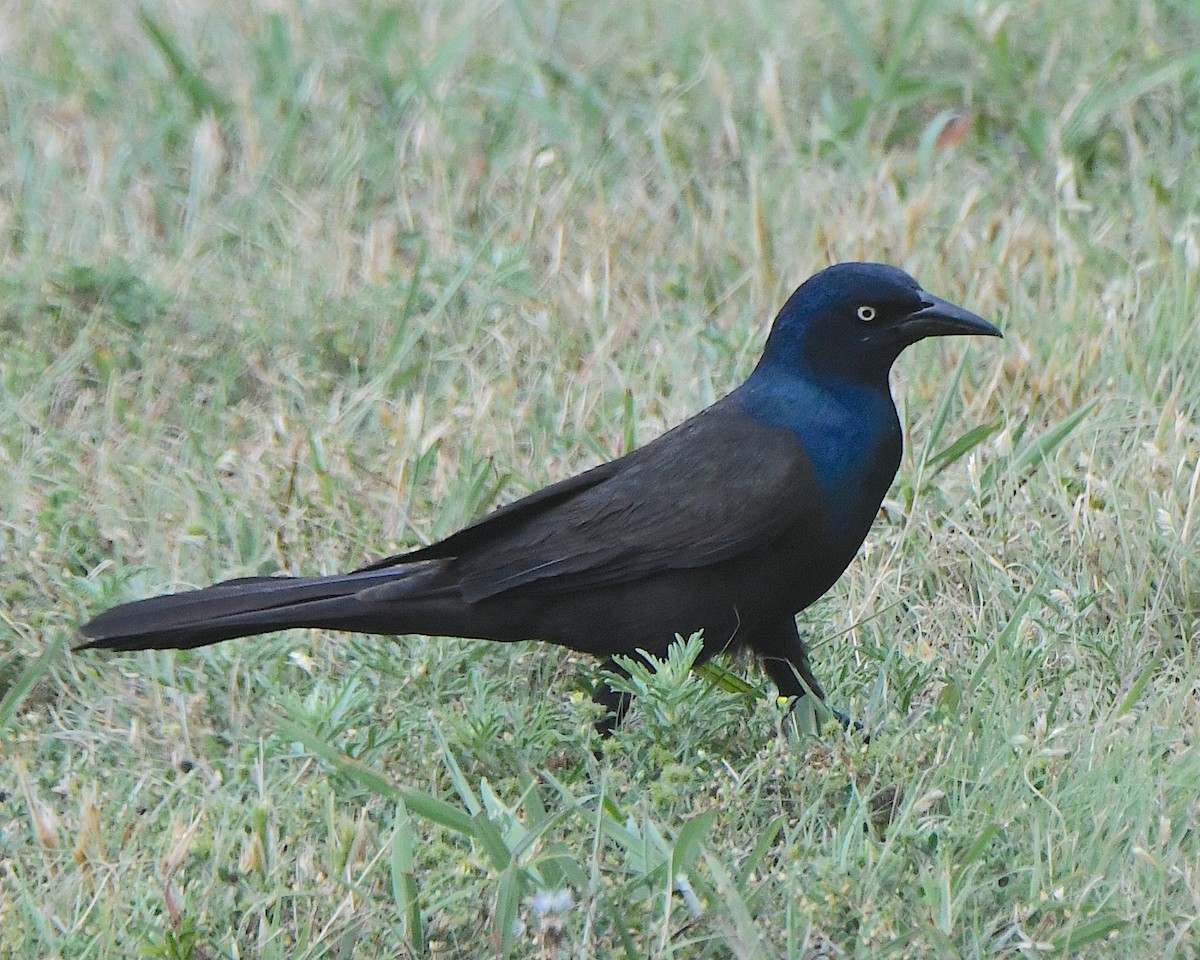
758, 262, 1001, 386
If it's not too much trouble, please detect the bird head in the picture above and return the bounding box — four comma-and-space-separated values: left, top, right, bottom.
759, 262, 1001, 385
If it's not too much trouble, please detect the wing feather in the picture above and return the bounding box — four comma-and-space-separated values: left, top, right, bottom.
362, 398, 822, 602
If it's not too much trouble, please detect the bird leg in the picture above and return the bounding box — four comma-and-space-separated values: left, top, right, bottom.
754, 616, 825, 700
591, 658, 633, 738
754, 616, 862, 734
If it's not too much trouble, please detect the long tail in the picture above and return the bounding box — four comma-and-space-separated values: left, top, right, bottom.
77, 564, 437, 652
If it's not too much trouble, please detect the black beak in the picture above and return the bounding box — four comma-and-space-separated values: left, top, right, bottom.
901, 293, 1002, 340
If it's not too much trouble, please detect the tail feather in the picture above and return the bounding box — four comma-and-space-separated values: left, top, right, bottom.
77, 565, 433, 652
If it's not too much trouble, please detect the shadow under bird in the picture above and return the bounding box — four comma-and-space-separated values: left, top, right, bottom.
79, 262, 1001, 735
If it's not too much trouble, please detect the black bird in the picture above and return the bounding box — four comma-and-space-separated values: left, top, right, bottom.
79, 263, 1001, 734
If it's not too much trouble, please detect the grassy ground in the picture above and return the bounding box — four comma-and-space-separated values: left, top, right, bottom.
3, 0, 1200, 956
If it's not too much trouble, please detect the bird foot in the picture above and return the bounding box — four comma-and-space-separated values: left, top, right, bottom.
831, 709, 870, 742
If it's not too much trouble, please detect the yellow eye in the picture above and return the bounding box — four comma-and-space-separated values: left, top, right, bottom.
856, 305, 876, 322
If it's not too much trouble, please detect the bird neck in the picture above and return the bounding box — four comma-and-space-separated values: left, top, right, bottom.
735, 360, 903, 512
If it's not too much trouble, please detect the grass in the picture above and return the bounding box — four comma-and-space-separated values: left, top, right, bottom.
2, 0, 1200, 956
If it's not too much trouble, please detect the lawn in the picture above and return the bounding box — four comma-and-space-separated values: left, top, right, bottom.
2, 1, 1200, 957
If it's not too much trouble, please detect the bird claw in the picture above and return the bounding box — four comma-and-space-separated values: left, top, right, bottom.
831, 709, 870, 742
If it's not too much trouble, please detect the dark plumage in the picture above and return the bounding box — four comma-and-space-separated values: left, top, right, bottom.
79, 262, 1001, 734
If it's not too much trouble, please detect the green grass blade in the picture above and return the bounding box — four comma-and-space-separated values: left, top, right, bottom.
494, 864, 524, 956
968, 588, 1038, 695
137, 7, 232, 119
927, 419, 1004, 477
696, 660, 759, 696
670, 808, 718, 876
430, 717, 482, 816
397, 787, 476, 837
274, 715, 400, 800
700, 851, 768, 958
1115, 650, 1164, 719
1063, 50, 1200, 152
1010, 398, 1099, 475
917, 347, 971, 476
391, 801, 425, 953
951, 822, 1001, 885
1052, 914, 1129, 953
735, 817, 783, 890
470, 811, 513, 872
0, 638, 63, 731
820, 0, 882, 96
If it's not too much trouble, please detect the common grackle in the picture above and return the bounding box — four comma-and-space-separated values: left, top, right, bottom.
79, 263, 1001, 735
